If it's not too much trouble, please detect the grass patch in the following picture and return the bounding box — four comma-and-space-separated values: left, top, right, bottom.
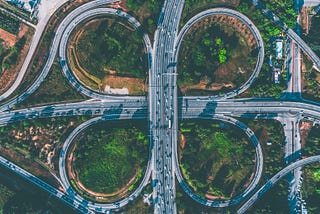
73, 120, 149, 194
71, 18, 148, 95
76, 18, 147, 79
16, 61, 87, 108
235, 0, 287, 98
237, 118, 289, 213
178, 15, 257, 96
0, 10, 20, 35
125, 0, 164, 39
179, 119, 255, 198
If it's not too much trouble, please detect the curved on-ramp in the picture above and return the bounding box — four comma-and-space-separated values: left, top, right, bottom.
237, 155, 320, 214
0, 0, 120, 112
174, 8, 265, 100
174, 114, 263, 207
59, 8, 152, 101
59, 115, 152, 213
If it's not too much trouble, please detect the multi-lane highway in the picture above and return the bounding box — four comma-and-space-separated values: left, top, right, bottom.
1, 98, 320, 212
1, 0, 320, 213
151, 0, 185, 213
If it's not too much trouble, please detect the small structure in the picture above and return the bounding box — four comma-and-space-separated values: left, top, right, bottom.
273, 68, 280, 84
5, 0, 40, 14
143, 193, 152, 206
275, 39, 283, 60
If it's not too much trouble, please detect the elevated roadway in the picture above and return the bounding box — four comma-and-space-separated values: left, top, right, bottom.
0, 156, 93, 214
279, 116, 303, 212
1, 98, 320, 212
59, 8, 152, 101
237, 155, 320, 214
59, 115, 152, 213
174, 8, 264, 100
151, 0, 184, 213
0, 0, 119, 112
174, 114, 263, 207
251, 0, 320, 70
1, 1, 320, 212
2, 99, 320, 127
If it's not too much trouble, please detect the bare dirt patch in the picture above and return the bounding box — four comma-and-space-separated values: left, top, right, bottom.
101, 75, 146, 95
0, 23, 28, 47
0, 28, 16, 47
69, 18, 147, 95
0, 24, 34, 95
300, 121, 313, 148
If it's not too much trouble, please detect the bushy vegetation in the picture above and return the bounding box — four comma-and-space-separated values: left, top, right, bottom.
176, 181, 235, 213
76, 18, 147, 80
178, 17, 256, 95
302, 56, 320, 101
302, 164, 320, 214
0, 168, 77, 213
17, 61, 87, 108
0, 116, 90, 159
305, 12, 320, 57
126, 0, 163, 37
302, 125, 320, 213
0, 36, 26, 74
249, 180, 289, 213
179, 120, 255, 198
127, 0, 158, 11
0, 11, 20, 35
179, 24, 233, 85
260, 0, 297, 28
237, 0, 287, 98
73, 120, 148, 193
240, 119, 289, 213
181, 0, 240, 25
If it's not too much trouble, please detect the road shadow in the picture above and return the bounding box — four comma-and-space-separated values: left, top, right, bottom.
199, 101, 217, 118
132, 107, 147, 119
102, 104, 123, 119
280, 92, 302, 100
284, 148, 302, 166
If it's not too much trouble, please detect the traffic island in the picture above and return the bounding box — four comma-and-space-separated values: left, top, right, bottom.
68, 16, 148, 96
65, 120, 149, 203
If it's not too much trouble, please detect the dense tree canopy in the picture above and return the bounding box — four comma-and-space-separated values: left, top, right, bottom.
73, 121, 148, 193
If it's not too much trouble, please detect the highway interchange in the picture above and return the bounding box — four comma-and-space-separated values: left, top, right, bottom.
0, 0, 320, 213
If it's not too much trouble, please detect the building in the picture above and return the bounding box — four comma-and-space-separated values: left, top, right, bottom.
5, 0, 40, 14
274, 69, 280, 84
275, 39, 283, 60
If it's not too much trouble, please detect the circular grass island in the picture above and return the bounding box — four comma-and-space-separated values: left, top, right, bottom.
69, 120, 149, 202
68, 17, 148, 95
179, 120, 256, 199
178, 14, 258, 96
